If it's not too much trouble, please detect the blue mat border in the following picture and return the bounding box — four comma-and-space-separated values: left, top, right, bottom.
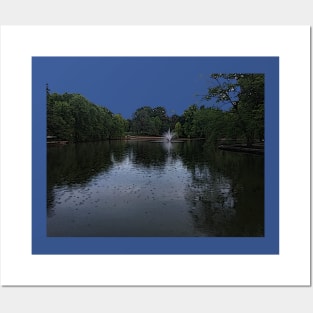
32, 56, 279, 254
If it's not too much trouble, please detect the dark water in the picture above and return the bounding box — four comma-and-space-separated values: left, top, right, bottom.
47, 140, 264, 237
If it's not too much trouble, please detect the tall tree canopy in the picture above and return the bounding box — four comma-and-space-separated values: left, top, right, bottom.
130, 106, 171, 136
47, 91, 127, 142
204, 73, 264, 145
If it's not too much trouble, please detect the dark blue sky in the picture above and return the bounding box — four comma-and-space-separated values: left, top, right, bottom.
33, 57, 213, 118
32, 57, 273, 119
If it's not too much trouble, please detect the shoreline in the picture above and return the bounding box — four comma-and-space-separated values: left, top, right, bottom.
125, 135, 204, 141
218, 143, 264, 155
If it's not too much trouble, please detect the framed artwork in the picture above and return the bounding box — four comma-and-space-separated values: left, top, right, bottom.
1, 26, 310, 286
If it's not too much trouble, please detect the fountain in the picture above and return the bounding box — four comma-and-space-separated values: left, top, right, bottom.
163, 129, 176, 142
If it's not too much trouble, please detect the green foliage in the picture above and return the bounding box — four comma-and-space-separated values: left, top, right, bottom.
195, 107, 226, 142
182, 104, 199, 138
205, 73, 239, 104
237, 74, 264, 143
47, 92, 127, 142
47, 72, 264, 147
174, 121, 182, 138
204, 73, 264, 145
110, 114, 126, 139
130, 106, 171, 136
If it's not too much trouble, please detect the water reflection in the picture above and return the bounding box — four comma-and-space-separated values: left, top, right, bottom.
129, 141, 168, 168
185, 165, 236, 236
47, 140, 264, 236
162, 141, 173, 153
181, 143, 264, 236
47, 142, 114, 216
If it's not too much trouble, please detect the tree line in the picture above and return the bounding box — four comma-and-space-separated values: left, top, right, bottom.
47, 73, 264, 146
47, 87, 127, 142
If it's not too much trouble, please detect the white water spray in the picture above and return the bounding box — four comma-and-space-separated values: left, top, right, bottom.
163, 129, 176, 142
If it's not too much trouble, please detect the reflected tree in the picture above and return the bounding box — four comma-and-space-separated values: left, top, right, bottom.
179, 142, 264, 236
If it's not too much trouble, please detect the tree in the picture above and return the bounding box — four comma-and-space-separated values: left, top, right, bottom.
204, 73, 264, 146
110, 114, 126, 139
192, 107, 228, 144
46, 83, 50, 106
47, 91, 127, 142
237, 74, 264, 142
182, 104, 199, 138
130, 106, 171, 136
169, 114, 181, 131
151, 106, 170, 133
131, 106, 153, 135
174, 121, 182, 138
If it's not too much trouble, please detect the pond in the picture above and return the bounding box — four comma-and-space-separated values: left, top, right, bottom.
47, 140, 264, 237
